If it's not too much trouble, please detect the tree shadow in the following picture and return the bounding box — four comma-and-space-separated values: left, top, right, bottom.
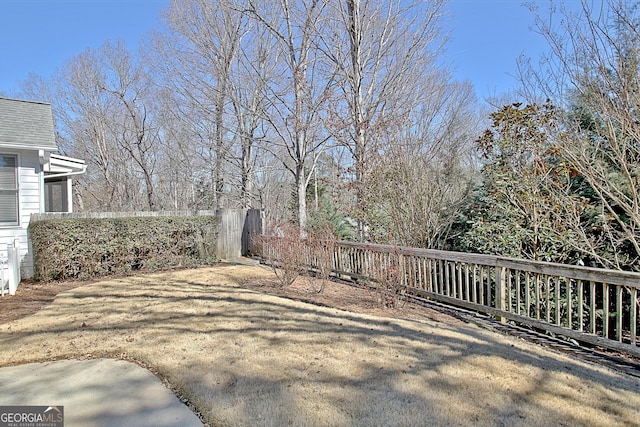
0, 268, 639, 426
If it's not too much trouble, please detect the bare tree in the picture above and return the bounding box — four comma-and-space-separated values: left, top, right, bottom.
100, 41, 160, 210
54, 43, 154, 211
49, 41, 163, 211
242, 0, 335, 233
365, 78, 480, 248
150, 0, 246, 209
227, 9, 278, 209
148, 86, 202, 210
321, 0, 448, 239
519, 0, 640, 269
21, 0, 479, 235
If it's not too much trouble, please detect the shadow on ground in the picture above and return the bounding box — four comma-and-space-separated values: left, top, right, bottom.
0, 266, 638, 426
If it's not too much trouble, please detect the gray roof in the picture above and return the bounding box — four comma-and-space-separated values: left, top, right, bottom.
0, 97, 57, 151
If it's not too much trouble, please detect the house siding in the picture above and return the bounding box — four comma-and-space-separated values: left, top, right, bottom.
0, 98, 69, 284
0, 149, 41, 278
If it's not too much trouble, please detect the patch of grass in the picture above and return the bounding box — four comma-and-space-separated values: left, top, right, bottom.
1, 266, 639, 427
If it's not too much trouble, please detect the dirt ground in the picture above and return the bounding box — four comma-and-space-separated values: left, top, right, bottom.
1, 263, 639, 427
0, 279, 86, 324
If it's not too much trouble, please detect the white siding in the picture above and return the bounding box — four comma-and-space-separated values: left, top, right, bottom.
0, 149, 41, 278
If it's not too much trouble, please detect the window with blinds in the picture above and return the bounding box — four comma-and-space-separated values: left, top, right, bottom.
0, 154, 19, 226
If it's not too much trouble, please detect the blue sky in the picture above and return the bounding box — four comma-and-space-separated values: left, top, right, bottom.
0, 0, 559, 102
447, 0, 550, 100
0, 0, 169, 94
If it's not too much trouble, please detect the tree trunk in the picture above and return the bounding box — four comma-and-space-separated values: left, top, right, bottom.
296, 164, 307, 236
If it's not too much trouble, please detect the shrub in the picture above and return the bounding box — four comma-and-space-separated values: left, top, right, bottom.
305, 228, 336, 293
29, 215, 219, 282
374, 247, 406, 308
255, 222, 338, 291
256, 222, 306, 287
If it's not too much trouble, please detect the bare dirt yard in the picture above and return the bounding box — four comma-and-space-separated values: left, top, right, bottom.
1, 263, 639, 426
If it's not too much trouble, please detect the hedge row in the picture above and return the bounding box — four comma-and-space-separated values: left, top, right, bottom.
29, 215, 220, 282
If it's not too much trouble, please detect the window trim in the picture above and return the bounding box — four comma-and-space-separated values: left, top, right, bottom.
0, 153, 19, 227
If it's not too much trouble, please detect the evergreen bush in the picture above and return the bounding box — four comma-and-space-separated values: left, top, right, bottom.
29, 215, 219, 281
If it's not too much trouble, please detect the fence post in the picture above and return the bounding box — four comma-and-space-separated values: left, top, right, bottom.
8, 239, 20, 295
495, 264, 506, 323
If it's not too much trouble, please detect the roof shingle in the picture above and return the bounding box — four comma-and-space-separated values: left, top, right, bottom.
0, 97, 57, 151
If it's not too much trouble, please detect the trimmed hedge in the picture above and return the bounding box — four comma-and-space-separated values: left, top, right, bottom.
29, 215, 220, 282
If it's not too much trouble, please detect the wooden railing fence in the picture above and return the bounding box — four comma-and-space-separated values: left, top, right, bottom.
261, 239, 640, 358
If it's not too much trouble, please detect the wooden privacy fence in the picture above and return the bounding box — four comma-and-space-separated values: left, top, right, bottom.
261, 239, 640, 357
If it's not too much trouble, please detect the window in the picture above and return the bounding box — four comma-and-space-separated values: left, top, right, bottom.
45, 177, 68, 213
0, 154, 18, 225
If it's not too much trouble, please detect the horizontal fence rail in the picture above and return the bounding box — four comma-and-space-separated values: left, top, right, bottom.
261, 239, 640, 358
